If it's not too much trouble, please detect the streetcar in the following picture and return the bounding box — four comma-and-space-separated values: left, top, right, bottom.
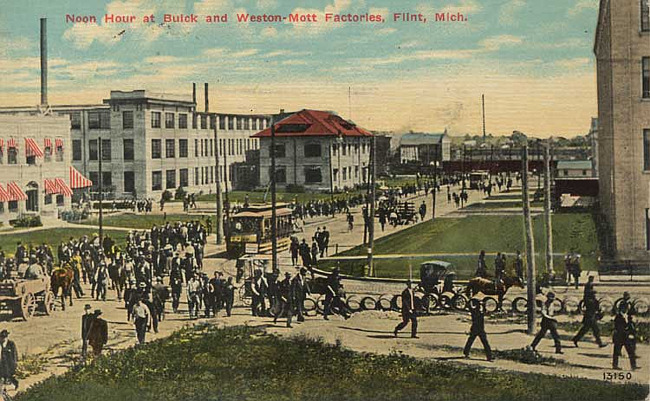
226, 203, 293, 257
468, 171, 490, 190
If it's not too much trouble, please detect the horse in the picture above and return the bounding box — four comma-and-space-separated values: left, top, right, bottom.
51, 265, 75, 311
465, 275, 524, 309
108, 261, 128, 300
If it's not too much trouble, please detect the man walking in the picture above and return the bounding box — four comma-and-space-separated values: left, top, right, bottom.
274, 272, 294, 328
394, 280, 418, 338
81, 304, 94, 358
530, 292, 563, 354
87, 309, 109, 356
612, 304, 638, 370
463, 299, 493, 361
0, 330, 18, 390
132, 297, 152, 345
292, 268, 309, 322
572, 290, 606, 348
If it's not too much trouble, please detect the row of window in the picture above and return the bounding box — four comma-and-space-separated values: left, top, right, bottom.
642, 0, 649, 32
152, 166, 230, 191
270, 142, 369, 158
153, 137, 259, 159
0, 148, 64, 165
271, 166, 323, 184
69, 110, 270, 132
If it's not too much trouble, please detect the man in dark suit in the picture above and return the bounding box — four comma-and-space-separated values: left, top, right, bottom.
291, 268, 310, 322
81, 304, 94, 358
463, 299, 493, 361
613, 304, 638, 370
0, 330, 18, 390
530, 292, 563, 354
274, 272, 294, 328
573, 290, 606, 348
87, 309, 108, 356
394, 280, 418, 338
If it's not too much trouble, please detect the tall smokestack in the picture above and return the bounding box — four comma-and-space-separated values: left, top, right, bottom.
40, 18, 48, 106
204, 83, 209, 113
192, 83, 196, 106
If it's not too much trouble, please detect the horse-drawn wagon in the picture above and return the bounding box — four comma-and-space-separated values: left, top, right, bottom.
0, 277, 55, 320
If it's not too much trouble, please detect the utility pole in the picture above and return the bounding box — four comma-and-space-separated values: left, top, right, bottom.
213, 118, 223, 244
544, 140, 554, 277
98, 136, 103, 246
521, 144, 537, 335
481, 94, 486, 143
432, 145, 438, 219
367, 135, 376, 277
270, 116, 278, 272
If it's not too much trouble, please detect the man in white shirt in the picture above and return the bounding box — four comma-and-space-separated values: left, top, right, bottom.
132, 298, 152, 345
530, 292, 563, 354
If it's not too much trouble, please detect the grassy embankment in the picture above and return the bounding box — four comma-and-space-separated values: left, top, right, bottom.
16, 325, 648, 401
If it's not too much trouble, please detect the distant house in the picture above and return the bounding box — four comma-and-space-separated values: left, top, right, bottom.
556, 160, 593, 177
399, 132, 451, 165
252, 109, 373, 192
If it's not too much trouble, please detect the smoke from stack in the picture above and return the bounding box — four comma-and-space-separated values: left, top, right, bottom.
40, 18, 48, 106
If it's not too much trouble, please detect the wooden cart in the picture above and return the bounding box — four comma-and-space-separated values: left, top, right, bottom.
0, 277, 55, 321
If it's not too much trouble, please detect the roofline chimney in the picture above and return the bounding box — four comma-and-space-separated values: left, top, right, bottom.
204, 83, 209, 113
40, 18, 48, 106
192, 83, 196, 106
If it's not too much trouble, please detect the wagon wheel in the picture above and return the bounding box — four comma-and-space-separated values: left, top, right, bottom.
21, 293, 36, 321
483, 297, 499, 313
452, 294, 469, 311
303, 297, 317, 316
44, 291, 55, 315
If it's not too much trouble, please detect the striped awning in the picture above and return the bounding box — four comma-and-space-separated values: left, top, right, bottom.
7, 138, 16, 149
0, 185, 9, 202
44, 138, 52, 149
7, 182, 27, 201
55, 138, 63, 149
25, 138, 44, 157
44, 178, 58, 195
55, 178, 73, 197
69, 166, 92, 189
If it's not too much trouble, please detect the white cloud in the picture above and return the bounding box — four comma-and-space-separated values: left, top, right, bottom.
479, 35, 523, 51
417, 0, 481, 16
261, 26, 278, 37
202, 47, 227, 57
568, 0, 599, 16
377, 27, 397, 35
499, 0, 525, 25
194, 0, 232, 16
144, 55, 182, 64
256, 0, 277, 10
397, 40, 421, 49
553, 57, 592, 69
231, 49, 259, 58
368, 7, 389, 18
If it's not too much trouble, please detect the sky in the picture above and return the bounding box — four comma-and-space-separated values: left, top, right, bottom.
0, 0, 600, 137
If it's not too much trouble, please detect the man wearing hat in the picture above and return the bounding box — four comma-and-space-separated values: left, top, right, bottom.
81, 304, 94, 358
463, 298, 493, 361
223, 277, 235, 317
572, 289, 606, 348
530, 292, 563, 354
613, 304, 638, 370
394, 280, 418, 338
132, 297, 152, 345
87, 309, 108, 356
292, 268, 310, 322
274, 272, 294, 328
0, 330, 18, 390
323, 267, 349, 320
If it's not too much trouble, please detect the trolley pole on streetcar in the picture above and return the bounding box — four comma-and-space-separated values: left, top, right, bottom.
366, 135, 376, 277
432, 145, 438, 220
519, 140, 537, 335
213, 118, 223, 245
270, 116, 278, 272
